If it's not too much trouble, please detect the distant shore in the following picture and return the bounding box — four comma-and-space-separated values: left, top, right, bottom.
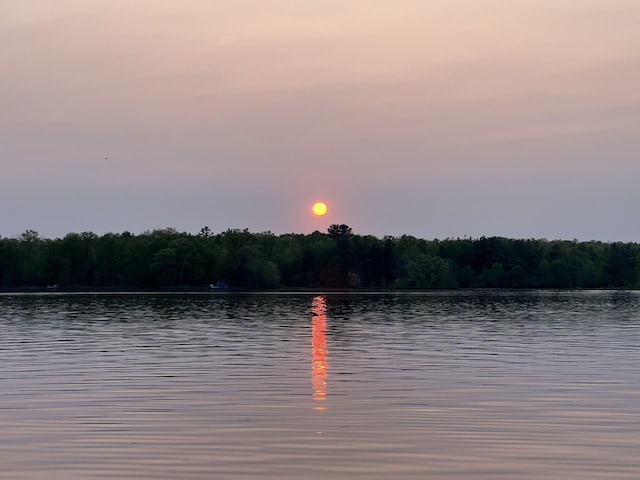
2, 227, 639, 291
2, 286, 638, 295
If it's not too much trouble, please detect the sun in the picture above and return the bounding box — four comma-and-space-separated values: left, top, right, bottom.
312, 202, 328, 216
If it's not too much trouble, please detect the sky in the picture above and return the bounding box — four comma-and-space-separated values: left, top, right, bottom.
2, 0, 639, 241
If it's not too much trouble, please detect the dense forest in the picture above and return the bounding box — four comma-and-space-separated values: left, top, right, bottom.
1, 225, 638, 290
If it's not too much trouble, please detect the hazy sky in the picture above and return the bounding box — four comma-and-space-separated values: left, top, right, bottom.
2, 1, 639, 240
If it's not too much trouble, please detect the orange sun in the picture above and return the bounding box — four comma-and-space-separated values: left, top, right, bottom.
312, 202, 328, 216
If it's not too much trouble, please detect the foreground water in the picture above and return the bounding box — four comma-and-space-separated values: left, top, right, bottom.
0, 291, 638, 479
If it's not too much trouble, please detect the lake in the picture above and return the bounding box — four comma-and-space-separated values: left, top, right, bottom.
0, 291, 638, 479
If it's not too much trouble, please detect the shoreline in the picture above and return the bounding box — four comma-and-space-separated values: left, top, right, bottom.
1, 287, 638, 295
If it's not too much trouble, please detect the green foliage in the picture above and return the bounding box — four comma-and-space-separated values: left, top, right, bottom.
404, 254, 450, 288
2, 228, 640, 290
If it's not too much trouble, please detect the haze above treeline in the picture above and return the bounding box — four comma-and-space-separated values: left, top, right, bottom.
4, 2, 640, 242
1, 225, 638, 290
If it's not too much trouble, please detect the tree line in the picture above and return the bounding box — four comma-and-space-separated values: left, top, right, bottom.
0, 225, 638, 290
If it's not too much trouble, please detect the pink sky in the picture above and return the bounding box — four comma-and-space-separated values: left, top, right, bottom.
2, 1, 640, 240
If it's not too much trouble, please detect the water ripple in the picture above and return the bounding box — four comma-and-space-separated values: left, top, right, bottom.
0, 291, 639, 479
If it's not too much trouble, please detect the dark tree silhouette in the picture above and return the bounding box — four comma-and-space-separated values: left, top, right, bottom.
1, 227, 639, 290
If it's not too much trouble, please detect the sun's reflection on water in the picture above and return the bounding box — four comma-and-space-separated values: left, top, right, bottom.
311, 296, 328, 411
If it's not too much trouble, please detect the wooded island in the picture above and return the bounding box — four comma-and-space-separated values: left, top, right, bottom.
1, 225, 638, 290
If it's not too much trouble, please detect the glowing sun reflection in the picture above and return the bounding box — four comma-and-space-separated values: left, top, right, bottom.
311, 296, 328, 411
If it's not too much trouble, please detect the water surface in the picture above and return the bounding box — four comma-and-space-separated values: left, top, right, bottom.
1, 291, 638, 479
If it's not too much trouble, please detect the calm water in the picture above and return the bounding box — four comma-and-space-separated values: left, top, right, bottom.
0, 291, 639, 479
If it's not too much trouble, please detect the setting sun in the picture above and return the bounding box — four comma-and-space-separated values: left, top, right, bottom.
312, 202, 328, 216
